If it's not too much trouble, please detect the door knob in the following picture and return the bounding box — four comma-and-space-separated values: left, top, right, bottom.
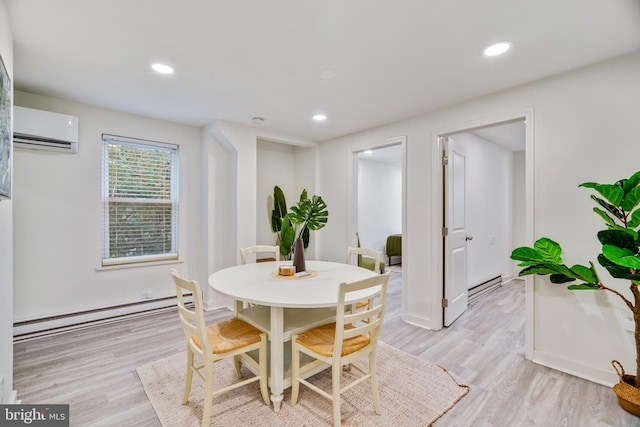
465, 235, 473, 241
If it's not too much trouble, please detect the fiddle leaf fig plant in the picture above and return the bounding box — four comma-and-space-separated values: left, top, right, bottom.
511, 170, 640, 387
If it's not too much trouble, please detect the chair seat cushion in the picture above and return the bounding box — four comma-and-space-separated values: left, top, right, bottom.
296, 323, 370, 357
193, 318, 262, 354
355, 300, 369, 310
386, 234, 402, 256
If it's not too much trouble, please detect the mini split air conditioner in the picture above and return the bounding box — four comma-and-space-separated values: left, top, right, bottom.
13, 106, 79, 153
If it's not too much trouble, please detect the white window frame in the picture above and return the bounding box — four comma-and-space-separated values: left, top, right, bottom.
101, 134, 179, 266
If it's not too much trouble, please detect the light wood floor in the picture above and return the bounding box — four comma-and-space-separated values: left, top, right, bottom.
13, 271, 640, 426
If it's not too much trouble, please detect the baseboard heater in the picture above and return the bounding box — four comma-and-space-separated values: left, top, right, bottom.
13, 295, 191, 342
468, 274, 502, 304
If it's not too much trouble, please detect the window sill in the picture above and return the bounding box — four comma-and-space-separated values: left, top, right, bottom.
96, 257, 184, 272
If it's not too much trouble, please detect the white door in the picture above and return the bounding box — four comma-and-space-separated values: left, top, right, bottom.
443, 137, 470, 326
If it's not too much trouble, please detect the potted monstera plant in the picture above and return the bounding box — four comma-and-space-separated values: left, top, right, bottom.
511, 170, 640, 415
270, 186, 328, 260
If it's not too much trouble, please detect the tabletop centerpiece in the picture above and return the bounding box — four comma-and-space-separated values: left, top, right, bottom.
270, 186, 329, 273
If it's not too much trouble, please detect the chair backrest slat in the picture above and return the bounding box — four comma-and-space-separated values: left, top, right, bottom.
240, 245, 280, 264
346, 246, 382, 272
334, 272, 390, 358
344, 305, 383, 328
171, 269, 210, 354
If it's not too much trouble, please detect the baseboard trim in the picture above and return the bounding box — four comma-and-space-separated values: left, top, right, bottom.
403, 313, 433, 330
502, 272, 516, 282
13, 295, 191, 342
533, 349, 618, 387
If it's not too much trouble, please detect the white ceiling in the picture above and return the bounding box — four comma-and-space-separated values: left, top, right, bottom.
6, 0, 640, 142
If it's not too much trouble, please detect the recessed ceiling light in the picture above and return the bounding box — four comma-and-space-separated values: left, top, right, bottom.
364, 150, 373, 154
483, 42, 511, 57
151, 63, 174, 74
313, 114, 327, 121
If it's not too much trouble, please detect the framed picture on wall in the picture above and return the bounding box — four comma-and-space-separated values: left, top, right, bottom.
0, 53, 11, 200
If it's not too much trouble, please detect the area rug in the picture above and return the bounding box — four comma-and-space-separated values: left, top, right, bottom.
136, 341, 469, 426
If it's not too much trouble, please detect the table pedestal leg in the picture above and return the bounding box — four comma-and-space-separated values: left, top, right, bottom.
269, 306, 284, 411
270, 393, 283, 412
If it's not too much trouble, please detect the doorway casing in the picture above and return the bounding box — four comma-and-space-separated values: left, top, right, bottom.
431, 110, 534, 360
349, 135, 407, 321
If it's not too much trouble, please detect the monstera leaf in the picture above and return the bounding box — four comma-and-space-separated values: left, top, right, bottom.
272, 189, 329, 256
290, 196, 328, 230
289, 195, 328, 248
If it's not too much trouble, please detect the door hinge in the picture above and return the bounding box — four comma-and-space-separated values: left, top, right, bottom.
440, 137, 449, 165
442, 227, 448, 237
442, 298, 449, 308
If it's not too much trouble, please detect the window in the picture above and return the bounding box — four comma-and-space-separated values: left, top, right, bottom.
102, 134, 179, 266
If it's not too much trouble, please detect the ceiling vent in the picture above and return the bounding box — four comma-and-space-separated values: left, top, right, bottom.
13, 106, 79, 154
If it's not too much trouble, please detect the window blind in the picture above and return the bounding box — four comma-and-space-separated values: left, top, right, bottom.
102, 134, 179, 266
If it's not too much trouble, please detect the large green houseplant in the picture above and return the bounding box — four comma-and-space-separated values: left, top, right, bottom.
511, 170, 640, 412
270, 186, 328, 259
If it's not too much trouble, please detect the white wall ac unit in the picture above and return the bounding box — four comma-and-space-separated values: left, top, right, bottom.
13, 106, 79, 154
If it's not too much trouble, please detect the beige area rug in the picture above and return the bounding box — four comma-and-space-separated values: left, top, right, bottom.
136, 341, 469, 427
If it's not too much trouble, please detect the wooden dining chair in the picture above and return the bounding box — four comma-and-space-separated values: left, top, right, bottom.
240, 245, 279, 264
346, 246, 383, 311
170, 269, 270, 427
346, 246, 383, 274
238, 245, 279, 308
347, 234, 385, 275
290, 272, 391, 426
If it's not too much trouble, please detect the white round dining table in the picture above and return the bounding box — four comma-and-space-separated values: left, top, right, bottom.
208, 260, 378, 411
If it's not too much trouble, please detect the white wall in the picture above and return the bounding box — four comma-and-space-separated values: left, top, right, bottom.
357, 158, 401, 254
257, 140, 295, 248
12, 91, 203, 321
293, 144, 318, 260
453, 133, 513, 288
256, 139, 318, 260
202, 128, 236, 288
512, 151, 526, 271
0, 0, 13, 403
203, 122, 316, 308
317, 53, 640, 386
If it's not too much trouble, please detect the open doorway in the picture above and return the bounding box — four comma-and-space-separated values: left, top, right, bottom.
441, 119, 527, 327
351, 136, 407, 317
356, 145, 402, 259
